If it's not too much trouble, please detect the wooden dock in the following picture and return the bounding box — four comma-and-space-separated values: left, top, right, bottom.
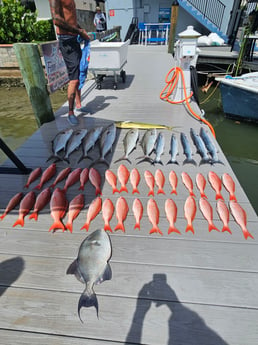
0, 45, 257, 345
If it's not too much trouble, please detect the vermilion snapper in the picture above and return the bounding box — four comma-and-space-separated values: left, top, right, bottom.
12, 191, 36, 227
208, 171, 224, 200
117, 164, 130, 193
49, 188, 68, 232
63, 168, 82, 193
50, 167, 71, 188
29, 187, 51, 221
216, 199, 232, 234
222, 173, 237, 201
114, 196, 129, 232
130, 168, 141, 194
199, 197, 219, 232
196, 173, 207, 198
147, 198, 163, 235
24, 167, 42, 189
155, 169, 165, 195
132, 198, 143, 230
144, 170, 155, 196
102, 198, 114, 232
81, 196, 102, 231
181, 172, 195, 197
184, 195, 196, 234
79, 168, 89, 191
229, 200, 254, 240
105, 169, 119, 194
165, 199, 181, 235
89, 167, 102, 196
0, 192, 23, 220
169, 170, 178, 195
34, 163, 56, 190
65, 194, 85, 233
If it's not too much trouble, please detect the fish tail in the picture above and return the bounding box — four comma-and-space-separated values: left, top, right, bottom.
119, 186, 128, 193
183, 158, 197, 166
168, 226, 181, 235
34, 183, 42, 190
149, 227, 163, 235
153, 159, 163, 166
0, 213, 6, 220
136, 156, 154, 165
65, 223, 73, 233
90, 158, 110, 168
170, 190, 177, 195
24, 183, 29, 189
134, 222, 140, 230
132, 188, 140, 194
215, 193, 224, 200
208, 223, 220, 232
114, 156, 131, 164
112, 187, 120, 194
185, 224, 195, 234
166, 159, 179, 165
190, 191, 196, 197
80, 223, 90, 231
77, 154, 93, 164
157, 188, 165, 195
148, 190, 154, 197
243, 229, 254, 240
63, 157, 70, 164
222, 225, 232, 234
211, 159, 224, 166
29, 212, 38, 221
48, 220, 66, 232
199, 158, 211, 166
12, 218, 24, 228
50, 183, 56, 188
114, 222, 125, 232
95, 187, 102, 196
229, 194, 237, 201
79, 185, 84, 191
201, 192, 207, 198
78, 289, 98, 323
104, 224, 112, 232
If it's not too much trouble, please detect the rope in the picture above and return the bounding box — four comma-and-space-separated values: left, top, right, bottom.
160, 66, 216, 138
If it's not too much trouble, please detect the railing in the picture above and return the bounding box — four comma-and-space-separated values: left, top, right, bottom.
186, 0, 225, 29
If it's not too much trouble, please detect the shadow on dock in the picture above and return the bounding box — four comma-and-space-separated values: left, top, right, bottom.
0, 257, 25, 296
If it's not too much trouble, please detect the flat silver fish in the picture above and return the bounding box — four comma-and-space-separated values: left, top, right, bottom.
167, 133, 179, 165
190, 128, 211, 165
153, 132, 165, 165
200, 127, 224, 165
136, 128, 157, 164
63, 129, 88, 163
114, 128, 139, 164
77, 126, 103, 163
180, 132, 197, 166
66, 229, 112, 322
47, 128, 73, 162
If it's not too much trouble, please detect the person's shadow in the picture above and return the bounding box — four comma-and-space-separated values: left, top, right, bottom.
0, 257, 25, 297
125, 273, 229, 345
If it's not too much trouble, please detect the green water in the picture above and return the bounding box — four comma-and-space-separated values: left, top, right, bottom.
0, 86, 257, 215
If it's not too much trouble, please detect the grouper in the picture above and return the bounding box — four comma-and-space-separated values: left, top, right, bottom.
66, 229, 112, 322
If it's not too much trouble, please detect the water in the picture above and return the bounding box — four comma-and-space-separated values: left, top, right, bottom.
0, 86, 257, 215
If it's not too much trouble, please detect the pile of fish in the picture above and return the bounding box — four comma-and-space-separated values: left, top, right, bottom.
114, 126, 223, 166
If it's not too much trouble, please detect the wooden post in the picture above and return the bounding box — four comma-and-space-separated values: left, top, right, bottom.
168, 1, 179, 55
13, 43, 54, 127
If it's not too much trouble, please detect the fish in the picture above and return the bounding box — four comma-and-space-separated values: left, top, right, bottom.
114, 128, 139, 164
222, 173, 237, 201
66, 229, 112, 321
181, 172, 195, 197
115, 120, 173, 130
117, 164, 130, 193
169, 170, 178, 195
153, 132, 165, 165
155, 169, 165, 194
132, 198, 143, 230
63, 129, 88, 163
24, 167, 42, 189
105, 170, 119, 194
165, 199, 181, 235
114, 196, 129, 232
12, 191, 36, 227
77, 126, 103, 163
89, 167, 102, 196
102, 198, 114, 232
216, 199, 232, 234
208, 171, 224, 200
136, 128, 157, 164
229, 200, 254, 240
34, 163, 57, 190
49, 188, 68, 232
180, 132, 197, 166
92, 123, 117, 166
184, 195, 196, 233
47, 128, 73, 161
167, 134, 179, 165
63, 168, 82, 193
200, 127, 224, 165
147, 198, 163, 235
199, 197, 219, 232
50, 167, 72, 189
65, 194, 85, 233
0, 192, 23, 220
29, 187, 51, 221
79, 168, 89, 191
190, 128, 211, 165
130, 168, 141, 194
144, 170, 155, 196
81, 196, 102, 231
196, 173, 207, 198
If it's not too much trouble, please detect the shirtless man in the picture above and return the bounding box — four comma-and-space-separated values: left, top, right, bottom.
48, 0, 90, 125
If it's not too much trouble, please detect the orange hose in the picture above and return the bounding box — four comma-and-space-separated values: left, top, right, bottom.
160, 67, 216, 138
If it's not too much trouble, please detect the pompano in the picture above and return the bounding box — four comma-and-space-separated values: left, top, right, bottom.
153, 132, 165, 165
115, 120, 173, 130
77, 126, 103, 163
200, 127, 224, 165
167, 134, 179, 165
66, 229, 112, 321
47, 128, 73, 162
190, 128, 211, 165
180, 132, 197, 166
114, 128, 139, 164
136, 128, 157, 164
63, 129, 88, 163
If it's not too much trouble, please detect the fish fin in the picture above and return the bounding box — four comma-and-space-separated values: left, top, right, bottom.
136, 156, 154, 165
66, 260, 85, 283
0, 214, 6, 220
153, 159, 163, 166
89, 158, 110, 168
149, 227, 163, 235
132, 188, 140, 194
208, 224, 220, 232
216, 193, 224, 200
170, 190, 177, 195
65, 222, 73, 233
80, 223, 90, 231
48, 221, 66, 232
134, 222, 140, 230
157, 188, 165, 195
199, 158, 212, 166
200, 192, 207, 198
112, 187, 120, 194
104, 224, 112, 232
79, 185, 84, 191
77, 154, 93, 164
78, 289, 98, 323
190, 191, 196, 197
211, 159, 224, 166
29, 212, 38, 221
168, 226, 181, 235
95, 187, 102, 196
229, 194, 237, 201
119, 186, 128, 193
114, 222, 125, 232
185, 224, 195, 234
166, 160, 179, 165
114, 156, 131, 164
12, 218, 24, 227
222, 225, 232, 234
243, 229, 254, 240
183, 158, 197, 166
34, 183, 42, 190
147, 190, 154, 196
96, 263, 112, 284
63, 157, 70, 164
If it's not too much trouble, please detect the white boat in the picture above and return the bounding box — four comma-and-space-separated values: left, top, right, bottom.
216, 72, 258, 122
